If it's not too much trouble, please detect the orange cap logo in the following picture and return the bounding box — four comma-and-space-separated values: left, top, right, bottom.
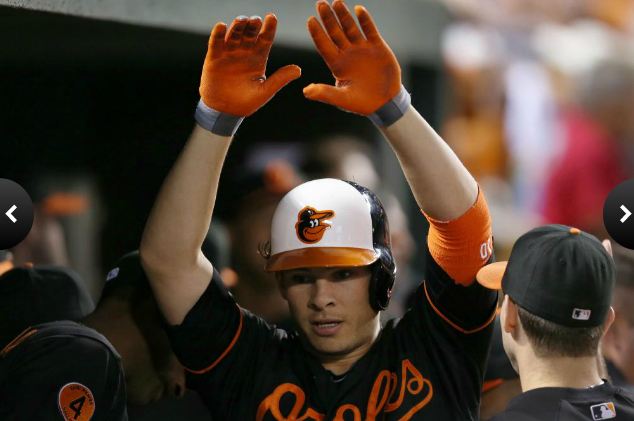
58, 382, 96, 421
295, 206, 335, 244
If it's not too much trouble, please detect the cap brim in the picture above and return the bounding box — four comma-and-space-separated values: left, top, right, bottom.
476, 261, 507, 290
265, 247, 378, 272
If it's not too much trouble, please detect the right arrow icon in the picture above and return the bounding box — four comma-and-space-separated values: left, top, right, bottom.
620, 205, 631, 223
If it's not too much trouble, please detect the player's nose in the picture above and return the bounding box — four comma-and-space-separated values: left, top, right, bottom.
308, 278, 336, 310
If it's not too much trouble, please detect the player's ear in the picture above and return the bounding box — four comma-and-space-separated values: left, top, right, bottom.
501, 295, 518, 336
603, 306, 616, 335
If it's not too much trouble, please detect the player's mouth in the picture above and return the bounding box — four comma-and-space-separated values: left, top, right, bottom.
310, 319, 342, 336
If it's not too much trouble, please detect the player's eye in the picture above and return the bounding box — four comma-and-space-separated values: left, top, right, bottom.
333, 269, 353, 281
289, 273, 313, 285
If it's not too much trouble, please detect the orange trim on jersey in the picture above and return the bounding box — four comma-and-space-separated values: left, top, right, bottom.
0, 327, 38, 358
185, 308, 244, 375
482, 378, 504, 393
425, 187, 492, 286
423, 282, 496, 334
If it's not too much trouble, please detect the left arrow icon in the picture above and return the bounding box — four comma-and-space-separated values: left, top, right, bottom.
5, 205, 17, 223
621, 205, 632, 223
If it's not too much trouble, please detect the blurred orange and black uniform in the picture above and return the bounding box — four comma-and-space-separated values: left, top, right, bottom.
0, 266, 127, 420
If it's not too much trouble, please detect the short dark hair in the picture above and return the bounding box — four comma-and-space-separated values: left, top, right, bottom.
517, 305, 604, 358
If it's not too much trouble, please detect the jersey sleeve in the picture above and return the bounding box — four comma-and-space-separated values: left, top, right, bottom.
393, 248, 497, 419
164, 268, 286, 415
425, 187, 493, 286
165, 268, 244, 373
417, 187, 498, 334
394, 189, 498, 419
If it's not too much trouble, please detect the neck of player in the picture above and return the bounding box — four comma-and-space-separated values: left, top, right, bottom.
516, 352, 604, 392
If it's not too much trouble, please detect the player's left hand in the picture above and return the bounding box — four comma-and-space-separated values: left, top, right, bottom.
303, 0, 401, 115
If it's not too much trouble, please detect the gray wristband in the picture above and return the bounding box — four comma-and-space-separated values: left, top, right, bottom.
367, 86, 411, 127
194, 99, 244, 137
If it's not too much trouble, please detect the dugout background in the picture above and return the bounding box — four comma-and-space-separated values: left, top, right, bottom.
0, 6, 441, 293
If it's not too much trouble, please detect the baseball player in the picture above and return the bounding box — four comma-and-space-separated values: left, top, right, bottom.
0, 262, 127, 420
140, 1, 497, 419
477, 225, 634, 420
85, 251, 211, 420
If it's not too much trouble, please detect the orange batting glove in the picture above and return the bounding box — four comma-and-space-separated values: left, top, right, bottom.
196, 14, 302, 135
304, 0, 410, 126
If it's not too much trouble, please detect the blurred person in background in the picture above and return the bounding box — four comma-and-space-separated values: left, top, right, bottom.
9, 190, 87, 267
0, 250, 13, 275
439, 0, 561, 259
216, 148, 303, 327
542, 59, 634, 234
84, 251, 210, 420
0, 254, 127, 420
602, 245, 634, 392
440, 23, 508, 184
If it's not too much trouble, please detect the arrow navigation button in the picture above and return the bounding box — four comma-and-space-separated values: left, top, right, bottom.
604, 180, 634, 249
5, 205, 17, 223
0, 179, 34, 248
621, 205, 632, 223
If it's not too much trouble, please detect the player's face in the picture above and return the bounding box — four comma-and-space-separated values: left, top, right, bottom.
103, 294, 186, 405
279, 266, 380, 358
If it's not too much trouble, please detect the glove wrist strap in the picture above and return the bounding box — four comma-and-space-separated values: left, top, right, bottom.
368, 86, 411, 127
195, 99, 244, 136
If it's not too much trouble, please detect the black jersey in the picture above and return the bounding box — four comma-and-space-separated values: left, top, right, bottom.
167, 245, 497, 420
491, 382, 634, 420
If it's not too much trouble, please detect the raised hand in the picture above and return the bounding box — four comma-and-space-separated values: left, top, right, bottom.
200, 14, 302, 117
303, 0, 401, 115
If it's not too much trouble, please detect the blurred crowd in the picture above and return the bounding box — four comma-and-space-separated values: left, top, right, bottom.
2, 0, 634, 419
440, 0, 634, 253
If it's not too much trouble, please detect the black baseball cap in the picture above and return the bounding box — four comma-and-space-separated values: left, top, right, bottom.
476, 224, 615, 327
0, 266, 95, 349
102, 250, 149, 297
0, 320, 127, 420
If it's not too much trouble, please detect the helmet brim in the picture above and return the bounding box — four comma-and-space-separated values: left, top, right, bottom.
265, 247, 379, 272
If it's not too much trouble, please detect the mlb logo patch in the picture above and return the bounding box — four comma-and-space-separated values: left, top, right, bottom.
590, 402, 616, 420
572, 308, 591, 321
106, 267, 120, 282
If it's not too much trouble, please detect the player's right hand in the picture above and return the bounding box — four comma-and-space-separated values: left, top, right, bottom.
199, 15, 302, 117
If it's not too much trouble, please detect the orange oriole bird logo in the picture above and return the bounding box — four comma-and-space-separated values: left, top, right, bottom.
295, 206, 335, 244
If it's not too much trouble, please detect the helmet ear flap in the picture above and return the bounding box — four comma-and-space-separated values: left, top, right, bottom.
369, 248, 396, 311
